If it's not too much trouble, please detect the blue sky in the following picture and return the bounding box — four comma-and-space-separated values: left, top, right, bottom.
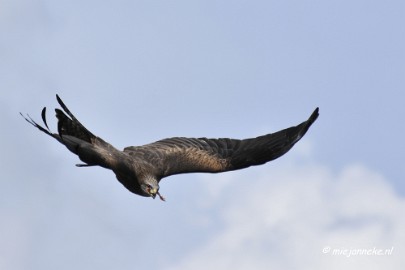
1, 0, 404, 269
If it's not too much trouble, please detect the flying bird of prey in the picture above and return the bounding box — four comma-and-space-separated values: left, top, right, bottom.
21, 95, 319, 201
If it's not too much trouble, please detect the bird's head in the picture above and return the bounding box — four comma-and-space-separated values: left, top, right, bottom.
140, 178, 165, 201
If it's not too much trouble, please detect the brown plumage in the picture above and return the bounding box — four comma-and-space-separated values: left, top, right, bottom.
21, 95, 319, 201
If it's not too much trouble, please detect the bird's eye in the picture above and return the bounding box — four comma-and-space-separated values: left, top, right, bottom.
145, 184, 154, 193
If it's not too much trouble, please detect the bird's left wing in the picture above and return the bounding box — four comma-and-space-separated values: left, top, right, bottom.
124, 108, 319, 179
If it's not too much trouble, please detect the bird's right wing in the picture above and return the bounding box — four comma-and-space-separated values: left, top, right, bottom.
21, 95, 121, 170
124, 108, 319, 179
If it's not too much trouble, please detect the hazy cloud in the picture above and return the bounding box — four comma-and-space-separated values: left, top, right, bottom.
166, 162, 405, 270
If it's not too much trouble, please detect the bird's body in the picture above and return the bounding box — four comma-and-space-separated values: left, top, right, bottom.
21, 95, 319, 201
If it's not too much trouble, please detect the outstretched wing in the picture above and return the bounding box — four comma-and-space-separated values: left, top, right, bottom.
21, 95, 120, 170
124, 108, 319, 179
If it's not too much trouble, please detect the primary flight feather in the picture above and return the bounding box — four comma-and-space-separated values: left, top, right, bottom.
21, 95, 319, 201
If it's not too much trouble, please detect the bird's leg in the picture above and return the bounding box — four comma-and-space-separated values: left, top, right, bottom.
76, 163, 95, 167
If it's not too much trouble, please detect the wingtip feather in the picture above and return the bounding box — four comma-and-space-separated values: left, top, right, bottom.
309, 107, 319, 124
55, 94, 76, 121
41, 107, 50, 131
56, 94, 65, 110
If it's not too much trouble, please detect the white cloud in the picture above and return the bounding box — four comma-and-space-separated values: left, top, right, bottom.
166, 162, 405, 270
